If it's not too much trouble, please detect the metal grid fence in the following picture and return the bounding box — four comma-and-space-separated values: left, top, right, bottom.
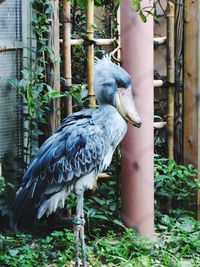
0, 0, 23, 175
0, 0, 22, 42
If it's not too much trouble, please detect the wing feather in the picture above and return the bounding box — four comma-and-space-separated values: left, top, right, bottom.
20, 109, 111, 203
11, 106, 128, 229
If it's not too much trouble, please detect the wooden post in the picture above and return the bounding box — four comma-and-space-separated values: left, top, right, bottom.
63, 0, 72, 115
120, 0, 154, 237
87, 0, 96, 107
174, 0, 184, 163
46, 0, 61, 133
184, 0, 200, 220
116, 6, 121, 61
166, 1, 175, 159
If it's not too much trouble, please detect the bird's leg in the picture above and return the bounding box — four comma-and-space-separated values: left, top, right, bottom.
79, 207, 87, 267
73, 189, 87, 267
74, 224, 80, 267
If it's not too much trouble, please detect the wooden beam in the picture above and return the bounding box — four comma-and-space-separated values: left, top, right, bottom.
154, 36, 166, 45
98, 173, 112, 179
60, 38, 115, 46
116, 6, 121, 61
46, 0, 61, 133
154, 79, 164, 87
0, 41, 23, 51
184, 0, 200, 220
174, 0, 184, 163
154, 121, 167, 129
166, 1, 175, 159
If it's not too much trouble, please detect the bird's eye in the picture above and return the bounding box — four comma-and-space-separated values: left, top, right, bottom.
117, 80, 126, 88
101, 82, 113, 88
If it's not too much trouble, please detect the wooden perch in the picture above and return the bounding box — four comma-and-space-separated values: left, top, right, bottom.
154, 121, 167, 129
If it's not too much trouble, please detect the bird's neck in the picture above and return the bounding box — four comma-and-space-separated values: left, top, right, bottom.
98, 103, 128, 129
97, 103, 128, 149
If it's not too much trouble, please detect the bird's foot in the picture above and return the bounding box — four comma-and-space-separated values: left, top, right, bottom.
73, 218, 87, 267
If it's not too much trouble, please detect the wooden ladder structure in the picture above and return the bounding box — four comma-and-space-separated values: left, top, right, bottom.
50, 1, 174, 163
154, 1, 175, 160
59, 0, 175, 160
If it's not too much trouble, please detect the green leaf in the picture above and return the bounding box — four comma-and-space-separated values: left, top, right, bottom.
132, 0, 141, 11
44, 91, 62, 99
92, 197, 105, 205
46, 85, 53, 92
113, 219, 126, 229
8, 77, 18, 88
139, 11, 147, 23
80, 89, 88, 98
8, 249, 19, 257
51, 231, 64, 237
93, 214, 109, 220
21, 69, 30, 80
76, 0, 87, 8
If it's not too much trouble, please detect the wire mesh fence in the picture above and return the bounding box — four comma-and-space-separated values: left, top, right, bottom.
0, 0, 23, 176
0, 0, 22, 42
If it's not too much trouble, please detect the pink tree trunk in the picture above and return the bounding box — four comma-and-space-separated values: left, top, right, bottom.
120, 0, 154, 237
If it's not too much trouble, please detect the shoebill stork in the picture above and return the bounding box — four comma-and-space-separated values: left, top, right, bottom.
11, 55, 142, 267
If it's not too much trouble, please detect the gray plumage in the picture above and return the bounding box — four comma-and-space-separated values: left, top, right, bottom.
11, 56, 134, 230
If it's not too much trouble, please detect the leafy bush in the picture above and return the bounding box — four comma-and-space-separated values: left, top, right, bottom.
0, 216, 199, 266
1, 158, 199, 266
154, 156, 200, 214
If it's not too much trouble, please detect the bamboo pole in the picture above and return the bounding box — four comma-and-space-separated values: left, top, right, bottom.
63, 0, 72, 115
87, 0, 96, 107
166, 1, 175, 159
60, 38, 115, 46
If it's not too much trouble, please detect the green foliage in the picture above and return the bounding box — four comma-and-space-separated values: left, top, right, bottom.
131, 0, 171, 22
84, 179, 124, 235
7, 0, 58, 160
10, 69, 62, 122
0, 176, 11, 195
65, 178, 124, 237
0, 155, 200, 266
131, 0, 150, 22
0, 230, 75, 266
154, 156, 200, 213
69, 84, 89, 107
0, 216, 199, 266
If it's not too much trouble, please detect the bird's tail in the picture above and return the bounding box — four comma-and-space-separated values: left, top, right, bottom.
10, 185, 38, 232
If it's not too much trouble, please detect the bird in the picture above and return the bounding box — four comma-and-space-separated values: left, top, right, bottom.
11, 55, 142, 267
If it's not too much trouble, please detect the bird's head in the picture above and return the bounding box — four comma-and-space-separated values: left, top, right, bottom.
94, 55, 142, 128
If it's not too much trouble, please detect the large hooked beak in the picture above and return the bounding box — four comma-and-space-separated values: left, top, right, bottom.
114, 86, 142, 128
